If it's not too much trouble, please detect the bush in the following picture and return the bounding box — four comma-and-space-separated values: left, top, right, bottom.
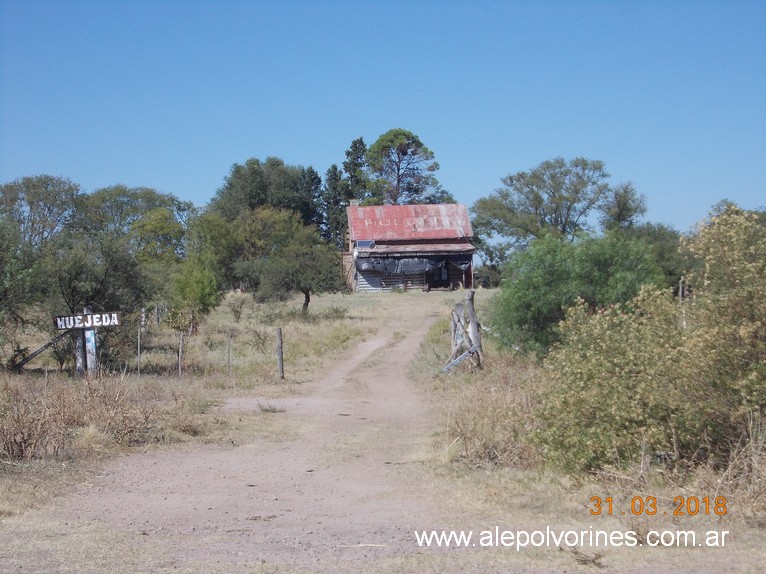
536, 206, 766, 475
491, 232, 664, 354
537, 289, 699, 472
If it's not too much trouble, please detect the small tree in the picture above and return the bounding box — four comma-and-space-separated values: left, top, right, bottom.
258, 223, 345, 313
538, 289, 696, 472
471, 157, 630, 249
170, 253, 221, 334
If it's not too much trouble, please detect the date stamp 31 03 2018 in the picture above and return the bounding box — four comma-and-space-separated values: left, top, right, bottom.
588, 495, 728, 517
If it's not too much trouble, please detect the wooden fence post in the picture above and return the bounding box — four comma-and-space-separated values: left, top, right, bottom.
465, 289, 483, 361
178, 331, 184, 377
137, 321, 141, 377
443, 290, 483, 372
276, 327, 284, 379
227, 329, 233, 378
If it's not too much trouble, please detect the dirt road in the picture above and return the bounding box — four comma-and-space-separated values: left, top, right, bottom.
1, 295, 511, 573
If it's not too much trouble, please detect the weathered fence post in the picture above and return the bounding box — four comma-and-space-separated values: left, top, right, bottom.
227, 329, 233, 378
464, 289, 483, 361
137, 319, 142, 377
73, 330, 85, 376
451, 302, 464, 357
178, 331, 184, 377
443, 289, 483, 372
276, 327, 284, 379
138, 307, 146, 377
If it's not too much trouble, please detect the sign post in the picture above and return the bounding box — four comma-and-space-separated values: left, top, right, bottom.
83, 306, 97, 375
54, 310, 121, 377
74, 330, 85, 376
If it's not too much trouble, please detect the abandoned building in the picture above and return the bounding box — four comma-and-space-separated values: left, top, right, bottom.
344, 203, 475, 292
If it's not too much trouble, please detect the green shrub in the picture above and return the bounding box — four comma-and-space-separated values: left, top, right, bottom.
537, 289, 698, 471
535, 206, 766, 474
491, 232, 664, 354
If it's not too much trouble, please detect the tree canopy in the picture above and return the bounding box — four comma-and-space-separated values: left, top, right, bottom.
244, 208, 345, 311
209, 157, 321, 226
471, 157, 644, 254
320, 164, 351, 249
365, 128, 442, 205
342, 137, 369, 203
0, 175, 81, 257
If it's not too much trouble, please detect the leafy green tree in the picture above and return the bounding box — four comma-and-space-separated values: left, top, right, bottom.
41, 222, 148, 366
599, 182, 646, 231
366, 128, 441, 205
209, 158, 268, 220
170, 252, 221, 333
491, 235, 577, 353
295, 166, 323, 227
67, 185, 192, 305
209, 157, 321, 226
130, 207, 187, 263
0, 175, 81, 258
538, 288, 696, 472
259, 232, 345, 313
471, 157, 615, 250
574, 232, 665, 308
231, 207, 310, 291
625, 222, 687, 288
0, 216, 31, 352
185, 211, 241, 290
71, 185, 192, 241
0, 175, 82, 319
491, 232, 665, 354
49, 231, 147, 316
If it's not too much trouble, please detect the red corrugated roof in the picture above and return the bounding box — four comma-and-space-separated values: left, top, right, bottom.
347, 204, 473, 241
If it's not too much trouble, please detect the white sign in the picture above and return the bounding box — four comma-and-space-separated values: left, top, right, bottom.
54, 312, 121, 330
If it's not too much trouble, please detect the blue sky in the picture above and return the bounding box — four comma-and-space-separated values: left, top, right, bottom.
1, 0, 764, 233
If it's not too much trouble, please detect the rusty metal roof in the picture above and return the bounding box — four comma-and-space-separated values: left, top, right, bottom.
347, 204, 473, 241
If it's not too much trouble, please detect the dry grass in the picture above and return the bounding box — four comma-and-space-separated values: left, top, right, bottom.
0, 291, 394, 514
408, 296, 543, 470
0, 290, 459, 517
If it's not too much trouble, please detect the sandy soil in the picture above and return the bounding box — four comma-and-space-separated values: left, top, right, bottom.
1, 294, 762, 573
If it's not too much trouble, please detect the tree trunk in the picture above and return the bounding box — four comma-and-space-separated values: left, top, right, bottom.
465, 290, 483, 366
302, 290, 310, 314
